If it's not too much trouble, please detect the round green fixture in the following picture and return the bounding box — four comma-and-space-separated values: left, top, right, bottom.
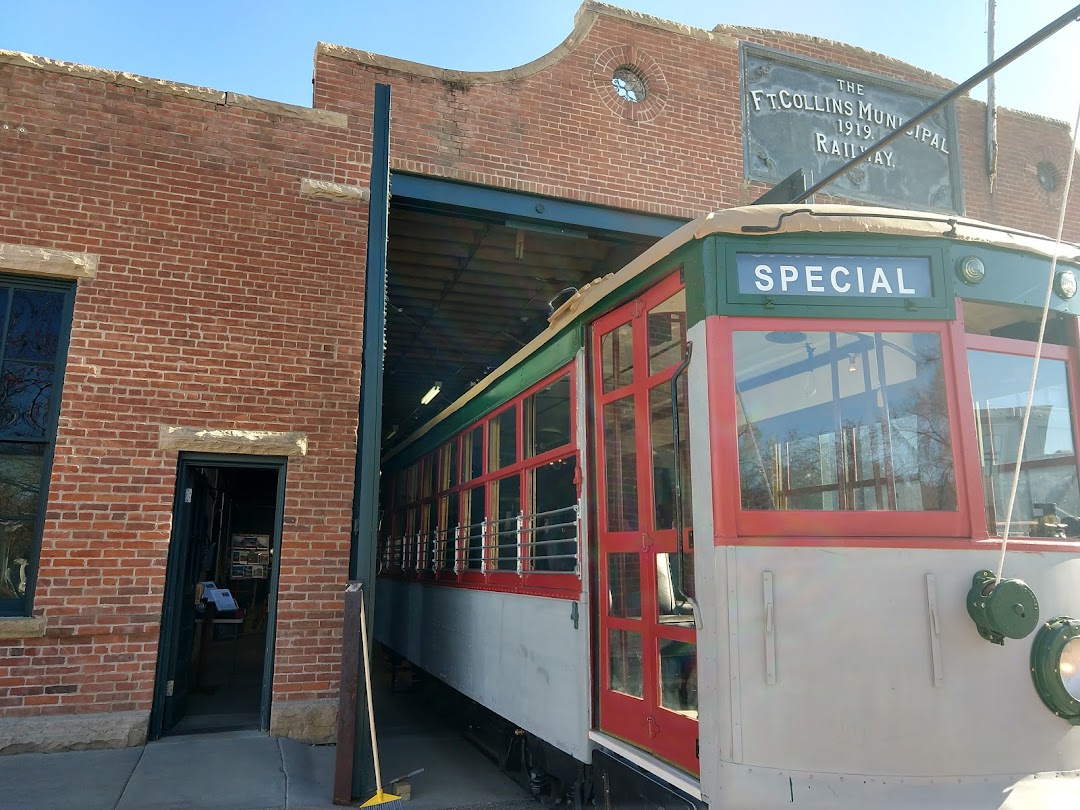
1031, 617, 1080, 724
966, 570, 1039, 645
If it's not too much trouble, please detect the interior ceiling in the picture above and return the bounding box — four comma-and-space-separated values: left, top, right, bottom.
382, 203, 657, 446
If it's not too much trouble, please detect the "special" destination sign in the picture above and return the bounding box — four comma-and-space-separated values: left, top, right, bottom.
736, 254, 933, 298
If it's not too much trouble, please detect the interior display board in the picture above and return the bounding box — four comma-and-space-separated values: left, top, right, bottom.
230, 534, 270, 580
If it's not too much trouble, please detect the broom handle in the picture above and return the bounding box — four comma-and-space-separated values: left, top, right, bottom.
359, 594, 384, 795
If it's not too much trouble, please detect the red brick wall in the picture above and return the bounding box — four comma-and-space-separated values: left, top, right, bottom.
314, 8, 1080, 239
0, 65, 365, 717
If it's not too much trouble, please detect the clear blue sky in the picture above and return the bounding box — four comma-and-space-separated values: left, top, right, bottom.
3, 1, 1079, 125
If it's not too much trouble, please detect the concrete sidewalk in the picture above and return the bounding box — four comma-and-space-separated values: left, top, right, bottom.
0, 691, 536, 810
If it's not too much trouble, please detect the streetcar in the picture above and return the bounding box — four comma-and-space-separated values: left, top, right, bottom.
374, 204, 1080, 809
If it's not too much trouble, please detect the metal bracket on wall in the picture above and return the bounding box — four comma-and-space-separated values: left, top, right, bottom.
763, 571, 776, 685
926, 573, 944, 686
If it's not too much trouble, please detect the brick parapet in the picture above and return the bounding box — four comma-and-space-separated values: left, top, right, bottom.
314, 4, 1080, 239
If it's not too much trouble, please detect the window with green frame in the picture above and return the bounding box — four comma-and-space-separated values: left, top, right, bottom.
0, 277, 76, 616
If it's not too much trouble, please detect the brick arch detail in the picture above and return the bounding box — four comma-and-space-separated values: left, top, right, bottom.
592, 44, 669, 123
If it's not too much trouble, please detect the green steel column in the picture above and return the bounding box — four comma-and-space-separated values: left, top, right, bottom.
347, 81, 391, 802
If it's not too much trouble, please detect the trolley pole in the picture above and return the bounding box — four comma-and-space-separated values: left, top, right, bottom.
337, 81, 392, 804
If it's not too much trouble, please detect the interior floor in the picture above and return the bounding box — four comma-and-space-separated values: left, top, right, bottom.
170, 633, 267, 735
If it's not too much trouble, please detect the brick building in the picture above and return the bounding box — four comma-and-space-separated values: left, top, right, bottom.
1, 1, 1078, 751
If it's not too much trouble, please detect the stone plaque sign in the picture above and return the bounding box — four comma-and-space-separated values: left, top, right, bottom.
741, 44, 963, 213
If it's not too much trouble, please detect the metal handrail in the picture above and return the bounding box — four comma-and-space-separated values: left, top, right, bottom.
381, 501, 581, 576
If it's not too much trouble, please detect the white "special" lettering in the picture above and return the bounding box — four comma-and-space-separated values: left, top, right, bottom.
753, 263, 917, 295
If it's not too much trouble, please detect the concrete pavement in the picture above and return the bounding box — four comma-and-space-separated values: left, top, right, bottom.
0, 689, 536, 810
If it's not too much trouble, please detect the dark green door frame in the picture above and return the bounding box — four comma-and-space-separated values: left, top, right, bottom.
149, 453, 288, 740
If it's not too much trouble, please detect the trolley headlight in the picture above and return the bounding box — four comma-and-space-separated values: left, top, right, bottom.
1061, 639, 1080, 699
956, 256, 986, 286
1055, 269, 1077, 300
1031, 617, 1080, 724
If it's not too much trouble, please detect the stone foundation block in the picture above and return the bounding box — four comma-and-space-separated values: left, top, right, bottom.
0, 710, 148, 755
269, 698, 338, 744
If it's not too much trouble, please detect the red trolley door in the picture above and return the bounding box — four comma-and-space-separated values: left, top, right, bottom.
591, 272, 699, 774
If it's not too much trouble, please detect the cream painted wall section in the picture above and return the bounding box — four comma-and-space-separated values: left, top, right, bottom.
727, 545, 1080, 776
375, 580, 591, 760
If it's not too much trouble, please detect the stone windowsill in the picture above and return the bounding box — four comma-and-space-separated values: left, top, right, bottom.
0, 616, 46, 639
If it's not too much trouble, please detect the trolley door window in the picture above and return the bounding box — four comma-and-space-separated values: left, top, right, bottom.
603, 396, 638, 531
968, 350, 1080, 538
659, 638, 697, 716
608, 629, 644, 698
650, 376, 693, 531
734, 329, 957, 512
601, 322, 634, 392
648, 290, 687, 375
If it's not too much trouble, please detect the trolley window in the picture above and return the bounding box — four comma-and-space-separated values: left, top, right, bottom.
963, 301, 1080, 540
378, 363, 581, 596
733, 328, 958, 521
968, 347, 1080, 539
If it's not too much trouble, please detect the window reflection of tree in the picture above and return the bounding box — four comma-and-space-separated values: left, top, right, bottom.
970, 351, 1080, 537
8, 291, 62, 361
886, 345, 957, 511
736, 331, 955, 512
0, 291, 64, 604
0, 362, 52, 437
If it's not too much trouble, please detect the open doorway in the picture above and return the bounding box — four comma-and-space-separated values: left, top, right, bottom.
150, 455, 286, 739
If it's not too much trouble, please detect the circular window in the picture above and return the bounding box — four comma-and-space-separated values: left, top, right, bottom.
1037, 161, 1061, 193
1031, 616, 1080, 724
594, 47, 668, 122
612, 67, 647, 103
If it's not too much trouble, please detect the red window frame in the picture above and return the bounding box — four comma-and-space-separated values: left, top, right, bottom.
956, 299, 1080, 553
708, 314, 975, 541
379, 362, 581, 599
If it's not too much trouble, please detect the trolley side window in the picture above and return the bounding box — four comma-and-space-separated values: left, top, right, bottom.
968, 350, 1080, 538
734, 329, 957, 512
963, 301, 1080, 538
379, 363, 581, 595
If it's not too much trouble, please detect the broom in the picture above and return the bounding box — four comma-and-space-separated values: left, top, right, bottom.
359, 593, 402, 806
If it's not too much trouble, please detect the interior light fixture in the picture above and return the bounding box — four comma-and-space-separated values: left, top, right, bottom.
848, 352, 858, 373
420, 382, 442, 405
504, 219, 589, 239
